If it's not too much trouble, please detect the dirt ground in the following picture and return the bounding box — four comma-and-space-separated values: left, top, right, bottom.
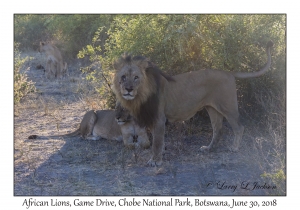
14, 53, 284, 196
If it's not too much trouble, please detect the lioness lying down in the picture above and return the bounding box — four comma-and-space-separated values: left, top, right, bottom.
115, 103, 150, 149
112, 41, 273, 166
29, 106, 150, 149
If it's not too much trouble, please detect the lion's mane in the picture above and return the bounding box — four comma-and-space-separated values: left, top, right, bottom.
113, 54, 173, 128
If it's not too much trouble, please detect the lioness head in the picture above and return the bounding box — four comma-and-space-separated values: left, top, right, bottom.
115, 103, 132, 125
39, 41, 52, 53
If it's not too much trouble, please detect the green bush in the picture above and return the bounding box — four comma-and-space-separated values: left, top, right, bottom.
14, 14, 113, 60
14, 42, 35, 104
14, 14, 286, 126
79, 15, 285, 113
14, 15, 49, 50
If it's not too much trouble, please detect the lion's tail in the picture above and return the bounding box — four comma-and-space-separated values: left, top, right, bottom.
232, 41, 273, 79
48, 129, 80, 138
28, 128, 80, 140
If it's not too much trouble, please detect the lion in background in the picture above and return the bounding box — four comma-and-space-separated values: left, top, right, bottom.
29, 105, 150, 149
112, 41, 273, 166
39, 41, 67, 79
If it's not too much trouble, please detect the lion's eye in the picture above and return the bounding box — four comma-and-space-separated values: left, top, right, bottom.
134, 76, 139, 81
121, 75, 126, 81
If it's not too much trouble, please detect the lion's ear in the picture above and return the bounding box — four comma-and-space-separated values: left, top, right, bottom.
40, 42, 45, 46
135, 59, 152, 70
113, 59, 124, 70
113, 53, 131, 70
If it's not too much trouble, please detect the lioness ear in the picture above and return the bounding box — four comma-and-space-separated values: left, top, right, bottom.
40, 42, 45, 46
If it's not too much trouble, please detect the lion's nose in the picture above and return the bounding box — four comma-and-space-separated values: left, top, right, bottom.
125, 87, 133, 93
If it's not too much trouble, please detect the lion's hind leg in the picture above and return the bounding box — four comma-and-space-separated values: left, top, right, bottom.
221, 108, 244, 152
200, 106, 223, 152
226, 116, 244, 152
80, 110, 97, 139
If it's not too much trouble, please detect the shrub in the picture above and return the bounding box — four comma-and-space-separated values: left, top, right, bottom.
14, 15, 49, 50
14, 42, 35, 104
14, 14, 113, 61
79, 15, 285, 112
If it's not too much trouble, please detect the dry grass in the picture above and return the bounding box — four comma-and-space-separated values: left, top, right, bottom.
14, 51, 286, 196
252, 91, 286, 195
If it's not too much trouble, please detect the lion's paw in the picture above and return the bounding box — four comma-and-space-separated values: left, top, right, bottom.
200, 145, 211, 152
124, 143, 136, 150
147, 158, 162, 167
138, 141, 151, 149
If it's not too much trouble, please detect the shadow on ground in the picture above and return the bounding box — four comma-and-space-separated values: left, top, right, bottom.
14, 132, 273, 196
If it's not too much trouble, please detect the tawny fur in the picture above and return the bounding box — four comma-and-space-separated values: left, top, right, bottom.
30, 107, 149, 149
112, 41, 273, 166
31, 110, 123, 141
39, 41, 67, 79
115, 103, 150, 149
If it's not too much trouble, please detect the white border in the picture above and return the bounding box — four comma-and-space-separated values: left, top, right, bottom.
3, 0, 297, 209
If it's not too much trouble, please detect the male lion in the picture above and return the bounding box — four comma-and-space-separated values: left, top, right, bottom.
39, 41, 67, 79
29, 106, 149, 149
112, 41, 273, 166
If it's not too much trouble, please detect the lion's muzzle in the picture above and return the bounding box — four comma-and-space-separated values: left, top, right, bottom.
117, 120, 126, 125
122, 93, 135, 100
122, 88, 135, 100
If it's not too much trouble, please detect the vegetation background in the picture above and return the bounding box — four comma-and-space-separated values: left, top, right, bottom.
15, 14, 285, 110
14, 14, 286, 195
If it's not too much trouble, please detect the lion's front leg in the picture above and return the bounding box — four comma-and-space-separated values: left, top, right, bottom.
123, 134, 135, 149
147, 116, 166, 167
137, 133, 150, 149
45, 59, 52, 79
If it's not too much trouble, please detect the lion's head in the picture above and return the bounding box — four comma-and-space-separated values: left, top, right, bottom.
39, 41, 52, 53
115, 103, 132, 125
113, 54, 157, 102
113, 54, 173, 128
